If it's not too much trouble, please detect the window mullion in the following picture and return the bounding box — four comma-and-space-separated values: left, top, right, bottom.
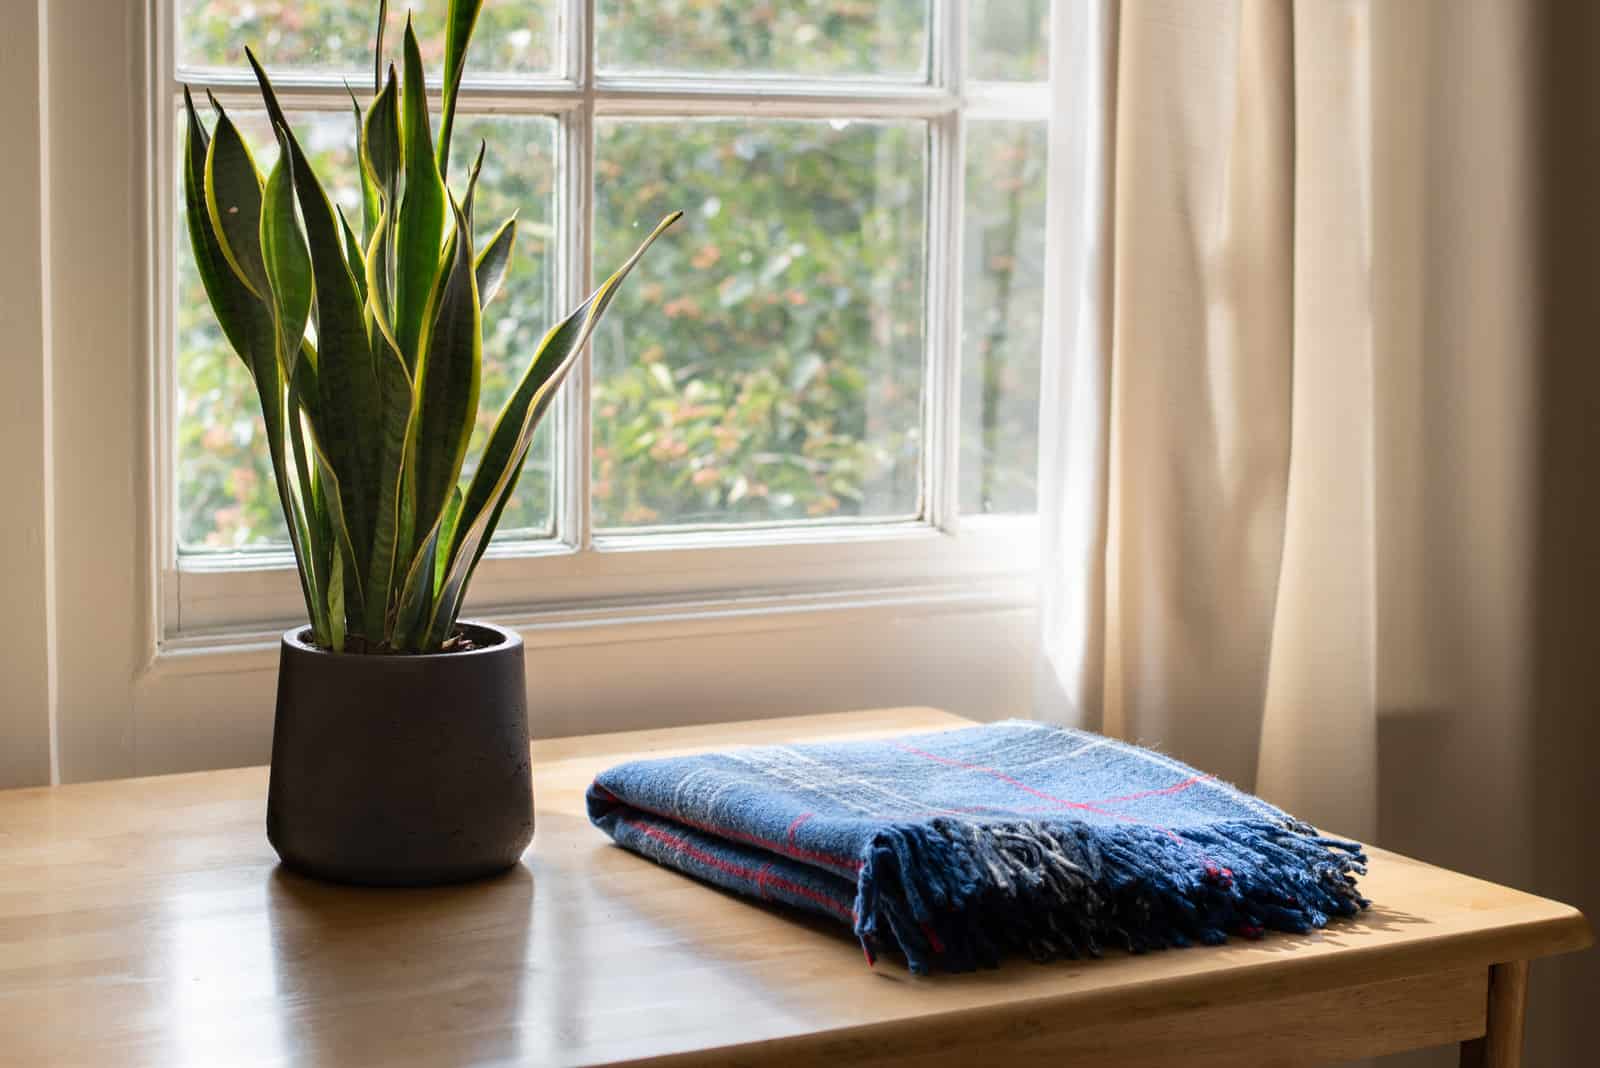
558, 0, 597, 551
924, 0, 967, 534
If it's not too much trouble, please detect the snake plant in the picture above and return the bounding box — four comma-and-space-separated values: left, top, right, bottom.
183, 0, 679, 652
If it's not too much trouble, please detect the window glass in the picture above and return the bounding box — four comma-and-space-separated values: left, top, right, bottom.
597, 0, 930, 80
178, 0, 557, 78
959, 119, 1047, 514
969, 0, 1050, 83
591, 119, 927, 527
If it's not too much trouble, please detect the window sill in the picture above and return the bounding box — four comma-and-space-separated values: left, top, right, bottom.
165, 515, 1040, 641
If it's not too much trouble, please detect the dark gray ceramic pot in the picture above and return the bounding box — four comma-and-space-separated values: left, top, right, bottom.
266, 621, 533, 886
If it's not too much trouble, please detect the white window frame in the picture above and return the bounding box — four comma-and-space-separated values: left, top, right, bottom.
152, 0, 1048, 647
5, 0, 1053, 784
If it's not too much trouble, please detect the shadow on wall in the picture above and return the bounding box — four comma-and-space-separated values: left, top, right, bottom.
1369, 2, 1599, 1067
1526, 0, 1600, 1063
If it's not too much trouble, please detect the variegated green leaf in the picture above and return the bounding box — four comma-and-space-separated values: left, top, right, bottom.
433, 486, 463, 594
362, 66, 401, 199
363, 332, 413, 644
259, 129, 312, 382
327, 547, 347, 651
406, 195, 480, 554
249, 49, 384, 598
361, 66, 403, 358
184, 88, 324, 641
365, 217, 402, 363
349, 86, 380, 246
203, 98, 269, 300
390, 498, 450, 650
461, 139, 486, 230
437, 0, 484, 176
372, 0, 389, 93
474, 214, 516, 309
393, 18, 446, 372
287, 355, 332, 644
338, 205, 368, 306
424, 212, 682, 644
309, 428, 367, 643
181, 89, 268, 376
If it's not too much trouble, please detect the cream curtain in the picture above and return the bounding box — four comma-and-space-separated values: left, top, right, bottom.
1038, 0, 1377, 836
1036, 3, 1598, 1064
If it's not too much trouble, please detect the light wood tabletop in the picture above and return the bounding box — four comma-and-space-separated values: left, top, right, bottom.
0, 708, 1589, 1067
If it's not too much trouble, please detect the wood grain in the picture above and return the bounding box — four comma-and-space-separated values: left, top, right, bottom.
0, 708, 1590, 1067
1460, 959, 1532, 1068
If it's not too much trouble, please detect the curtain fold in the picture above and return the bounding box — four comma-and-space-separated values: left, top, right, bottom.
1042, 0, 1374, 830
1037, 0, 1391, 838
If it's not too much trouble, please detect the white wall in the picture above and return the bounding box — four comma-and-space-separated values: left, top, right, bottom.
1369, 3, 1599, 1065
0, 1, 54, 788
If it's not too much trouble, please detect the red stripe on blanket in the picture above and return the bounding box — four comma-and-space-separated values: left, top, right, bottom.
622, 817, 857, 923
593, 784, 864, 873
1085, 775, 1210, 806
888, 742, 1149, 825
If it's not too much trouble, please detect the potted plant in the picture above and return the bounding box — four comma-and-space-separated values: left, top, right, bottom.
181, 0, 678, 885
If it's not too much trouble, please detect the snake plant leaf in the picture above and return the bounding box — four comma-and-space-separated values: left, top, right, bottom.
259, 132, 312, 382
249, 52, 384, 582
475, 214, 516, 309
284, 374, 333, 645
362, 331, 414, 643
284, 333, 334, 641
338, 206, 368, 306
327, 545, 347, 650
361, 66, 403, 355
261, 128, 317, 544
437, 0, 484, 177
349, 86, 380, 245
362, 66, 401, 202
203, 101, 270, 301
309, 428, 367, 645
185, 89, 324, 640
372, 0, 388, 94
351, 94, 414, 640
390, 490, 453, 650
460, 140, 486, 245
393, 17, 447, 372
278, 129, 379, 583
365, 213, 402, 362
181, 89, 270, 375
433, 485, 464, 589
424, 212, 682, 644
407, 195, 480, 554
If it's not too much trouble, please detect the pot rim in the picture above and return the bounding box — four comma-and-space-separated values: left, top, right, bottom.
279, 619, 521, 660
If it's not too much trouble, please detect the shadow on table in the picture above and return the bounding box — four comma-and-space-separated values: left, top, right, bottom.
583, 838, 1428, 980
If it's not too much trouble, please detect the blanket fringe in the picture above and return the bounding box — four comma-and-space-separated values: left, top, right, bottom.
853, 817, 1368, 974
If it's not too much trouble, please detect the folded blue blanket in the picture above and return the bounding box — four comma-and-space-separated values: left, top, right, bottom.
586, 720, 1367, 973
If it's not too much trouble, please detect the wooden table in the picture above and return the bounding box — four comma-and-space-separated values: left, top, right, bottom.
0, 709, 1589, 1067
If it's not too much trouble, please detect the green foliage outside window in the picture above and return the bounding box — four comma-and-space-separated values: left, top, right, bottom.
175, 0, 1048, 549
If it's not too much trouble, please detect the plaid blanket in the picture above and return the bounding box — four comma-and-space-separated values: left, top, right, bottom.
586, 720, 1367, 973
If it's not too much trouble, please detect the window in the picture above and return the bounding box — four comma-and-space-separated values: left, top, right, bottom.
160, 0, 1049, 637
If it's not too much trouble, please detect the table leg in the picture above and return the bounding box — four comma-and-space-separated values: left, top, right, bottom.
1459, 960, 1530, 1068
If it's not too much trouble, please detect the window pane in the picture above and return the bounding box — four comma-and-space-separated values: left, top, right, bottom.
592, 119, 926, 528
969, 0, 1050, 83
960, 120, 1047, 514
597, 1, 930, 80
446, 115, 559, 540
178, 0, 556, 78
174, 109, 556, 552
